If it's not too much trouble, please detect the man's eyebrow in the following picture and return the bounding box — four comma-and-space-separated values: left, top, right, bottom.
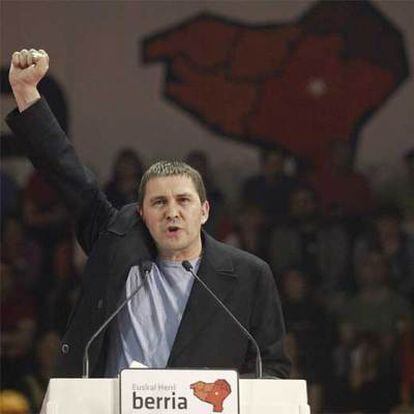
149, 195, 167, 202
176, 192, 194, 198
148, 192, 194, 202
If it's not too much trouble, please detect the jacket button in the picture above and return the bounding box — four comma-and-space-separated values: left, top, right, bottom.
61, 343, 70, 354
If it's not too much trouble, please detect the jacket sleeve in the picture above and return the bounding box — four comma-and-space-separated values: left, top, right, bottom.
244, 261, 291, 378
6, 98, 116, 254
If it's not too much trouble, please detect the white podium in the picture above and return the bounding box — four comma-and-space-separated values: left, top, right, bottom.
40, 377, 310, 414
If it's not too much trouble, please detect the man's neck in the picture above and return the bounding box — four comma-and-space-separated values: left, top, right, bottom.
158, 245, 202, 263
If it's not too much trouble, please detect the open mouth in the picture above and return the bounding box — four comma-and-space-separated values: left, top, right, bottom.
166, 226, 181, 235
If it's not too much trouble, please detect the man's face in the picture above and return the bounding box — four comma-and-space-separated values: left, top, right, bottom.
139, 175, 209, 261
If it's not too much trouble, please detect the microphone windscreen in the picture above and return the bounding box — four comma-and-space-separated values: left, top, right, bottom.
181, 260, 193, 271
141, 260, 153, 274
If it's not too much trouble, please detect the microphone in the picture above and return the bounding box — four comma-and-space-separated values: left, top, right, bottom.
82, 260, 153, 378
182, 260, 263, 379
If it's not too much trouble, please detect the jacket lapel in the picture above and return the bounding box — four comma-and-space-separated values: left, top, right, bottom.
168, 232, 238, 364
104, 208, 156, 317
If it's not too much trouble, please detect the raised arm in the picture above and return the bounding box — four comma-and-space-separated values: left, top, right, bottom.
6, 49, 116, 254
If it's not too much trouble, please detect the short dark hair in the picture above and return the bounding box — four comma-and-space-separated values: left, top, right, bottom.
138, 160, 207, 206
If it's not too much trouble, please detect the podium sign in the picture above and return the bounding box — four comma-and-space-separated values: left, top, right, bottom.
40, 377, 309, 414
120, 369, 239, 414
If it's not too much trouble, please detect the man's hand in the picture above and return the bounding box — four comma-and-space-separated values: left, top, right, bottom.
9, 49, 49, 112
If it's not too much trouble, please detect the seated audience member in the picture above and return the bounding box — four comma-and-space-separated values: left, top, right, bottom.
1, 215, 42, 292
284, 332, 323, 413
327, 325, 402, 412
1, 261, 38, 389
397, 317, 414, 412
23, 170, 71, 242
327, 249, 412, 411
377, 148, 414, 236
341, 250, 412, 337
224, 204, 268, 259
104, 148, 144, 209
185, 150, 227, 239
18, 331, 61, 413
240, 148, 299, 225
348, 333, 400, 412
337, 249, 411, 411
1, 169, 20, 218
354, 206, 414, 303
339, 250, 412, 410
308, 139, 375, 223
281, 268, 330, 413
41, 239, 80, 334
22, 170, 72, 286
398, 149, 414, 235
268, 185, 350, 298
327, 321, 357, 411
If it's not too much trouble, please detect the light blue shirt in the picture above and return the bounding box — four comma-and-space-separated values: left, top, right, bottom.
105, 257, 199, 377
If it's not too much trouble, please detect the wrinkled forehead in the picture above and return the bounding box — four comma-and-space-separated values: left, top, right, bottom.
143, 175, 199, 199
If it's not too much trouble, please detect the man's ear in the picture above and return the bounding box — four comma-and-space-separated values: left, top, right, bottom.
137, 204, 144, 220
201, 201, 210, 225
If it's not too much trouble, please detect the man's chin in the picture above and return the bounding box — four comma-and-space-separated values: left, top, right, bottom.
158, 239, 187, 254
154, 233, 202, 260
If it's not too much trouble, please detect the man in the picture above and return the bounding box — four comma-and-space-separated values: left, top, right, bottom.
6, 49, 290, 378
240, 149, 299, 225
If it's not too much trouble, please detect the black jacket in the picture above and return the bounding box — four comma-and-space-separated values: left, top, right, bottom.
6, 98, 290, 378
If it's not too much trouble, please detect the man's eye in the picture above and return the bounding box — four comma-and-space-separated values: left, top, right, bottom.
153, 200, 165, 206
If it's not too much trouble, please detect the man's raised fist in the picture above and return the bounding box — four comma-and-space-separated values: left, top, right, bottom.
9, 48, 49, 90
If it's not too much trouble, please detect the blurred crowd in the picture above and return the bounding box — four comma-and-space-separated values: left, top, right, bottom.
1, 141, 413, 414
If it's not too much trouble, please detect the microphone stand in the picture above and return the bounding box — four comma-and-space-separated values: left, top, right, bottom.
182, 260, 263, 379
82, 261, 152, 378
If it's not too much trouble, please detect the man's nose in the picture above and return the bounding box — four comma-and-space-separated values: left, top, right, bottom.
165, 202, 180, 219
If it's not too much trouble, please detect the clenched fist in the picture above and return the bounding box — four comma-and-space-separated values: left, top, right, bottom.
9, 49, 49, 112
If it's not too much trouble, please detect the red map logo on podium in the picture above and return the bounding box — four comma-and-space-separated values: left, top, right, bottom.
190, 379, 232, 412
